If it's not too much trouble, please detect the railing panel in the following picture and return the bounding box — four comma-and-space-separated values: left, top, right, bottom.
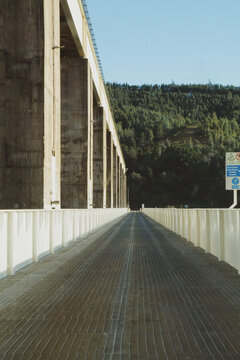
0, 213, 7, 278
51, 211, 63, 252
222, 210, 240, 270
178, 210, 184, 237
198, 210, 210, 252
183, 210, 190, 240
208, 210, 221, 259
188, 209, 198, 246
37, 211, 51, 259
14, 212, 33, 271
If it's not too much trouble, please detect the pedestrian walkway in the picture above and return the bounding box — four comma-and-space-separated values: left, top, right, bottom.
0, 212, 240, 359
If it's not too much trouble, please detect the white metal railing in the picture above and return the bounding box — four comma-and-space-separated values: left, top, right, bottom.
143, 208, 240, 274
0, 208, 127, 279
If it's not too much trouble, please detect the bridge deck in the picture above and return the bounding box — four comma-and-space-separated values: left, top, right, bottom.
0, 213, 240, 359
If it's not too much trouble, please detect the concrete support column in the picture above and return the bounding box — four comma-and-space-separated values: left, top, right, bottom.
113, 147, 117, 208
115, 154, 119, 208
61, 57, 93, 208
93, 106, 107, 208
121, 169, 124, 208
118, 161, 121, 208
106, 131, 113, 208
124, 173, 127, 208
0, 0, 60, 209
45, 0, 61, 209
120, 167, 124, 208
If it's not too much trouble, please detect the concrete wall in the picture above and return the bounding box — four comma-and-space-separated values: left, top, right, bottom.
93, 106, 107, 208
118, 162, 121, 208
112, 147, 117, 208
61, 57, 93, 208
143, 208, 240, 274
0, 0, 45, 208
106, 131, 113, 208
0, 0, 61, 209
120, 167, 126, 208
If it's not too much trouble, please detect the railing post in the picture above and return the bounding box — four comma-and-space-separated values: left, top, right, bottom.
0, 213, 8, 278
206, 210, 211, 253
50, 211, 55, 254
62, 211, 67, 247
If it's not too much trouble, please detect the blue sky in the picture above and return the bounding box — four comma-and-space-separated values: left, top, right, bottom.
87, 0, 240, 86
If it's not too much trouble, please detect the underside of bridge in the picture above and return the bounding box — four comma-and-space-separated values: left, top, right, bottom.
0, 0, 127, 210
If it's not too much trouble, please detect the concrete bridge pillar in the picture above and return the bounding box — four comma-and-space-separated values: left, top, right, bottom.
119, 167, 124, 208
93, 105, 107, 208
0, 0, 61, 209
61, 56, 93, 209
112, 147, 117, 208
106, 131, 113, 208
118, 161, 121, 208
124, 173, 127, 207
116, 154, 120, 208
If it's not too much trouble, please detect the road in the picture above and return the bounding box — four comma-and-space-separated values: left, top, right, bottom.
0, 212, 240, 359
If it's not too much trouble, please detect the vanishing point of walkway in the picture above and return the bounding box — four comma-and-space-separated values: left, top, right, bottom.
0, 213, 240, 359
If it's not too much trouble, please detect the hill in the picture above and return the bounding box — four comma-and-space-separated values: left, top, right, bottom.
106, 83, 240, 209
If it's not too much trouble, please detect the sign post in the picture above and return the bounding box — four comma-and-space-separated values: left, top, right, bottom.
226, 152, 240, 208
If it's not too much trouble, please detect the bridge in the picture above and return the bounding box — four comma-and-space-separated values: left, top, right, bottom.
0, 0, 126, 211
1, 1, 240, 359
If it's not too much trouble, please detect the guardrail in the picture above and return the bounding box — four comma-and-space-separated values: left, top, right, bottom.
143, 208, 240, 274
0, 208, 127, 279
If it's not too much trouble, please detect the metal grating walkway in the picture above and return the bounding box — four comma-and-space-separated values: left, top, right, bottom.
0, 213, 240, 359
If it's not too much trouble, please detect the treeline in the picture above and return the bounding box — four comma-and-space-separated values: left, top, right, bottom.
106, 83, 240, 209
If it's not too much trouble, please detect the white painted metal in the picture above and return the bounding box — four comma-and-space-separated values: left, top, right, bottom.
0, 209, 127, 279
143, 208, 240, 274
230, 189, 238, 209
208, 210, 221, 258
0, 213, 8, 278
222, 210, 240, 269
51, 154, 57, 206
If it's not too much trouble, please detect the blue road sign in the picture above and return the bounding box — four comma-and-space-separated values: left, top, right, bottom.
226, 152, 240, 190
227, 165, 240, 177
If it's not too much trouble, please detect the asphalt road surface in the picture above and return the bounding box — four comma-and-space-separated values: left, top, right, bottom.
0, 212, 240, 359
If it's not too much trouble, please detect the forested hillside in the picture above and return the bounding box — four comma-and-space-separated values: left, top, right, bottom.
106, 83, 240, 209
